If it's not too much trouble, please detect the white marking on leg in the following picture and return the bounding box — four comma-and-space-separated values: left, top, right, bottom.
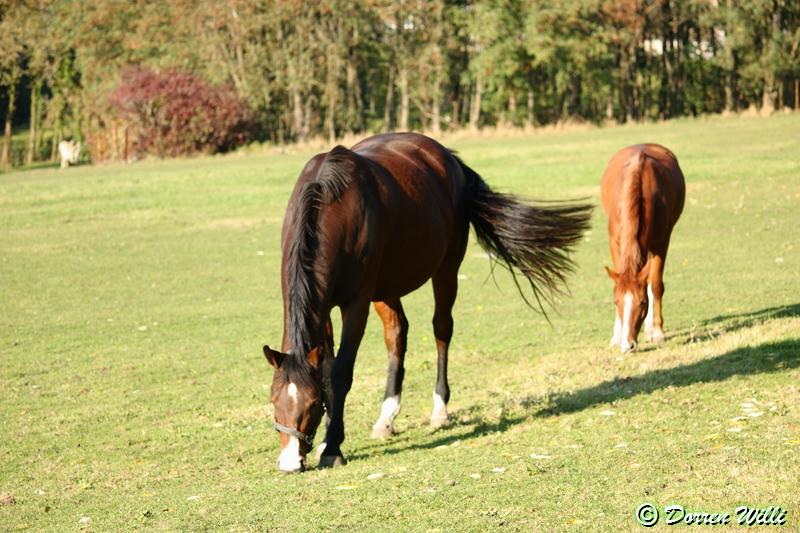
644, 284, 654, 332
278, 436, 302, 472
431, 392, 448, 427
611, 313, 622, 346
620, 292, 633, 352
287, 382, 298, 403
373, 395, 401, 429
314, 442, 327, 460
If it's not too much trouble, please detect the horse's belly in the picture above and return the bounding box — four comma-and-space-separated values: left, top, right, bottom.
371, 225, 452, 301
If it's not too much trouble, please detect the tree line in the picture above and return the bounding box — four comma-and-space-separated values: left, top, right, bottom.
1, 0, 799, 169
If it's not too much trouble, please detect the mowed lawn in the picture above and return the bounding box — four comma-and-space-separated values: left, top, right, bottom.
2, 114, 799, 532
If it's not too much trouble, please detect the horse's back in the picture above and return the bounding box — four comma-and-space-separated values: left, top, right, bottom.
350, 133, 470, 300
601, 143, 685, 218
352, 132, 465, 211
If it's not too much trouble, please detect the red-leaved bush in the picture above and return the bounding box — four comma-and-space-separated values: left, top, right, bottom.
109, 66, 248, 158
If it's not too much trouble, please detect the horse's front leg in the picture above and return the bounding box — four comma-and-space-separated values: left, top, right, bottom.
314, 317, 335, 460
645, 253, 666, 344
319, 299, 370, 468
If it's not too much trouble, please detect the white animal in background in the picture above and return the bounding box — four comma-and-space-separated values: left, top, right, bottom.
58, 140, 81, 168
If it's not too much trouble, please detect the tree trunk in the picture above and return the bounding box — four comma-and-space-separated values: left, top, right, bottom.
526, 88, 535, 128
724, 48, 737, 113
431, 65, 442, 135
761, 9, 781, 114
51, 129, 59, 161
398, 64, 409, 131
26, 80, 41, 165
292, 84, 305, 142
469, 71, 482, 131
508, 89, 517, 127
762, 74, 775, 114
346, 58, 363, 133
326, 50, 337, 144
303, 97, 313, 140
431, 97, 441, 135
795, 79, 799, 111
2, 84, 16, 172
383, 66, 394, 132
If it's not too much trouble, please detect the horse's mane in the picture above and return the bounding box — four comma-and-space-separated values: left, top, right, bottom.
618, 151, 646, 276
282, 146, 357, 377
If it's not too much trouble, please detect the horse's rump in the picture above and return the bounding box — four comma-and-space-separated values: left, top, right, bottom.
601, 144, 685, 274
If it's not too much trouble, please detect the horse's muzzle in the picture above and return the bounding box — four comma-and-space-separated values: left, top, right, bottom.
620, 340, 638, 353
278, 460, 306, 474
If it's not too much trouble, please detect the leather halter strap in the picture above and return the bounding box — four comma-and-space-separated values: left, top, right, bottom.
274, 421, 315, 447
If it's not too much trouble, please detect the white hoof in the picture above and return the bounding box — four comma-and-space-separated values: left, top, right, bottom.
651, 328, 665, 345
430, 415, 449, 429
372, 396, 400, 439
431, 392, 448, 429
371, 424, 394, 439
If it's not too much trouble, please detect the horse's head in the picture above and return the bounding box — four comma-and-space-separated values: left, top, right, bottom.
263, 345, 326, 473
606, 262, 650, 353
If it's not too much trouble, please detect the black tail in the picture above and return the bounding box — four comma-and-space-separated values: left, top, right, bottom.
458, 158, 593, 315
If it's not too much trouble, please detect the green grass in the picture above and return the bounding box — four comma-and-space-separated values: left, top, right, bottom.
2, 114, 799, 532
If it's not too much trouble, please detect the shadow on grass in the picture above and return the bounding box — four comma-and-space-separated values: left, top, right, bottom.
671, 303, 800, 344
343, 338, 799, 461
344, 413, 528, 462
536, 338, 800, 418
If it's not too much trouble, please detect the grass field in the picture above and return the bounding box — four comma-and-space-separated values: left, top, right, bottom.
2, 114, 799, 532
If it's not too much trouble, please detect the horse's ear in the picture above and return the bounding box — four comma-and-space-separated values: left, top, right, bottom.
605, 266, 619, 282
263, 345, 285, 368
637, 261, 652, 284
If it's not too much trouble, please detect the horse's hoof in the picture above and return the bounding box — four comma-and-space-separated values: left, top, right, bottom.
371, 425, 394, 439
430, 416, 449, 430
651, 329, 665, 345
318, 455, 347, 468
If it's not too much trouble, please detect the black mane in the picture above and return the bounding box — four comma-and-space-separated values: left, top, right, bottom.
283, 146, 357, 374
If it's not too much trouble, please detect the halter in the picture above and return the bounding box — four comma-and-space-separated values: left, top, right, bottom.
273, 396, 325, 449
273, 421, 316, 447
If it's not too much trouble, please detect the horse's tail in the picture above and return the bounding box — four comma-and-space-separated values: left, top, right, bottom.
618, 150, 646, 274
458, 157, 593, 314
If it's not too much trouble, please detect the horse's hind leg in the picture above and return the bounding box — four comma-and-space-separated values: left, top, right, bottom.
371, 299, 409, 439
430, 267, 458, 429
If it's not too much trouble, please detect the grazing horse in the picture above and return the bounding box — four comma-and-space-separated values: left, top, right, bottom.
263, 132, 592, 472
601, 144, 685, 353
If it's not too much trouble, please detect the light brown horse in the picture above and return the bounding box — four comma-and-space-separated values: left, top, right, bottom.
601, 144, 685, 353
263, 132, 592, 472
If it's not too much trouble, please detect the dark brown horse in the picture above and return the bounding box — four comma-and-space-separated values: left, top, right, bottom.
601, 143, 685, 353
263, 132, 591, 472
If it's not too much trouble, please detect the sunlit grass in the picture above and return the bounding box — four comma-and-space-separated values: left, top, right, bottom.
1, 113, 799, 531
